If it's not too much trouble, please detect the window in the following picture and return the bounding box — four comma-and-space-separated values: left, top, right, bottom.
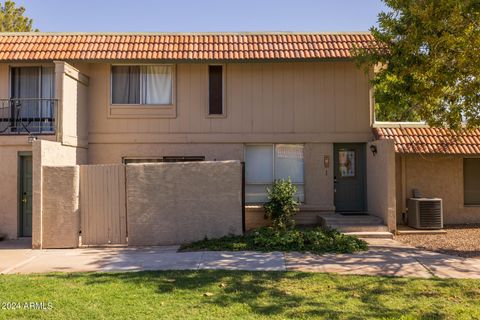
9, 66, 55, 133
11, 66, 55, 99
464, 158, 480, 205
208, 65, 223, 115
111, 65, 173, 105
245, 144, 304, 203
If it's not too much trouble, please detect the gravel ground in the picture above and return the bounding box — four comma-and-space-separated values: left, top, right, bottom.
395, 224, 480, 258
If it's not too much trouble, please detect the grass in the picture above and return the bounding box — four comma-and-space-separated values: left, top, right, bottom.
180, 227, 368, 254
0, 270, 480, 319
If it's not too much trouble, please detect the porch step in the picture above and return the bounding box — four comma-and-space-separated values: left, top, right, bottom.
343, 231, 394, 239
328, 224, 389, 233
317, 213, 393, 239
319, 215, 383, 225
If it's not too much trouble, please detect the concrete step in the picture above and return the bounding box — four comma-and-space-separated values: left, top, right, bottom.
319, 215, 383, 224
321, 220, 384, 226
329, 224, 389, 233
317, 213, 391, 237
343, 231, 394, 239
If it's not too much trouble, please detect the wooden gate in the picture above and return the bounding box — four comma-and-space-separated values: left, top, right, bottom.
79, 164, 127, 245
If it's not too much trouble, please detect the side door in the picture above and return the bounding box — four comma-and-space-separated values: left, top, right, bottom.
19, 154, 33, 237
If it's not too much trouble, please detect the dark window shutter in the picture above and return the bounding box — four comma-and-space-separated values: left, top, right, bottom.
464, 158, 480, 205
208, 65, 223, 115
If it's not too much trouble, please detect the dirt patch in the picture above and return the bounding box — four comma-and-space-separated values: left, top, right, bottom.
395, 224, 480, 258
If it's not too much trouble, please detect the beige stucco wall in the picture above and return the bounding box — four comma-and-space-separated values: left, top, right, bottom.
126, 161, 242, 245
395, 154, 404, 223
399, 155, 480, 224
0, 147, 23, 239
0, 136, 56, 239
55, 61, 89, 148
366, 140, 396, 230
245, 208, 325, 231
304, 143, 334, 210
32, 140, 87, 248
41, 166, 80, 248
0, 61, 89, 242
88, 143, 244, 164
0, 138, 31, 239
245, 208, 271, 231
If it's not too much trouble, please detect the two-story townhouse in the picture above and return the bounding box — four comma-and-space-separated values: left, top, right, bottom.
15, 32, 480, 249
0, 32, 381, 244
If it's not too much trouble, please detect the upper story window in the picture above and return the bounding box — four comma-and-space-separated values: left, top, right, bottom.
208, 65, 224, 116
111, 65, 173, 105
4, 66, 56, 134
11, 66, 55, 99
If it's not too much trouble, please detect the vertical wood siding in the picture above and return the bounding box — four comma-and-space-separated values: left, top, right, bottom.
80, 164, 127, 245
86, 61, 371, 139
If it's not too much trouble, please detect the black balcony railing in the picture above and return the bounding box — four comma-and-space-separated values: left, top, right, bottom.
0, 98, 57, 134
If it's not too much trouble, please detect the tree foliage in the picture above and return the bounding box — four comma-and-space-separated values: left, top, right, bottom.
355, 0, 480, 128
0, 1, 36, 32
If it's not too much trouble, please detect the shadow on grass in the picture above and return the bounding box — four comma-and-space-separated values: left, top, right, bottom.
44, 270, 480, 319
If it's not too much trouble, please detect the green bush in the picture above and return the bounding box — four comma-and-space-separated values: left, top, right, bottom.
180, 227, 368, 254
263, 179, 300, 231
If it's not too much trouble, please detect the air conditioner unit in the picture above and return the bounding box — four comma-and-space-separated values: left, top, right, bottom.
407, 198, 443, 229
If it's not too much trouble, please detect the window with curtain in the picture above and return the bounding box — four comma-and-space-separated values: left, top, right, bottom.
245, 144, 304, 203
11, 66, 55, 99
111, 65, 173, 105
10, 66, 55, 132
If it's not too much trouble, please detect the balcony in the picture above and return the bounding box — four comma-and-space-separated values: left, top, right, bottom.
0, 99, 57, 135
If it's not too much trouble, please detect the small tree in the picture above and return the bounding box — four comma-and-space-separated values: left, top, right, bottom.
263, 179, 300, 231
1, 1, 37, 32
354, 0, 480, 128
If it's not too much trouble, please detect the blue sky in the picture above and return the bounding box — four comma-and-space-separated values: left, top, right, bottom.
13, 0, 388, 32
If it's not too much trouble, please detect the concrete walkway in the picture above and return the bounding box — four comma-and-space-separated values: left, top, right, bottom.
1, 238, 480, 278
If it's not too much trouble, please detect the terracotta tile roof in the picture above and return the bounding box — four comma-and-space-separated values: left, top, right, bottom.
373, 127, 480, 155
0, 32, 374, 61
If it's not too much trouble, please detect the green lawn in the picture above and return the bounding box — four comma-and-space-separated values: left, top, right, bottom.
1, 271, 479, 319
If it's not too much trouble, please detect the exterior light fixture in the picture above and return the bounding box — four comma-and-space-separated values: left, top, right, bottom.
369, 144, 378, 156
27, 136, 38, 144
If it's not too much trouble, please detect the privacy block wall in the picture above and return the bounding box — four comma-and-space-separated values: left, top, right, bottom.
41, 166, 80, 248
126, 161, 243, 245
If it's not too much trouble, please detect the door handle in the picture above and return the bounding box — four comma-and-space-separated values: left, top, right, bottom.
22, 192, 27, 203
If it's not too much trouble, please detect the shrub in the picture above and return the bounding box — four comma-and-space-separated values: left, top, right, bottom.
263, 179, 300, 231
180, 227, 368, 254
